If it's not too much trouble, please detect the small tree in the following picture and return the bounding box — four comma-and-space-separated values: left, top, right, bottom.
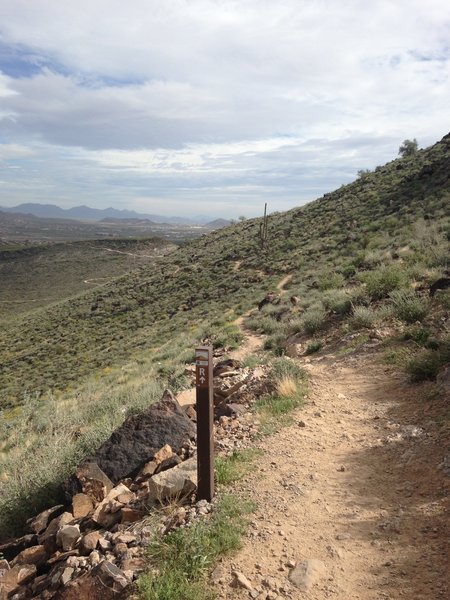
398, 138, 418, 158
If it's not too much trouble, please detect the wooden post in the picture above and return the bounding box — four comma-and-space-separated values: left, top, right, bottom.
195, 346, 215, 501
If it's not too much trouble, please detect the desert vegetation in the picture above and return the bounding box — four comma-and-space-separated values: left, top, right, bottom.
0, 134, 449, 576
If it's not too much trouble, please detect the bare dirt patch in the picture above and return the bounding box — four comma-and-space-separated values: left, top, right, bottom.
215, 352, 450, 600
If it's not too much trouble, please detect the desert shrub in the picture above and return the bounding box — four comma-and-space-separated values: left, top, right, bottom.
351, 305, 378, 328
406, 339, 450, 382
302, 307, 327, 334
322, 290, 352, 315
263, 334, 286, 356
246, 315, 284, 336
389, 290, 429, 323
406, 351, 444, 382
271, 357, 307, 382
402, 327, 431, 346
305, 340, 323, 354
318, 272, 345, 291
359, 265, 407, 300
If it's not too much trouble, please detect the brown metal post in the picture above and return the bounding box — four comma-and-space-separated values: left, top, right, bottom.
195, 346, 215, 501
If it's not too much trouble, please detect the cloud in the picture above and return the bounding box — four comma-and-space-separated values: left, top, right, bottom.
0, 0, 449, 216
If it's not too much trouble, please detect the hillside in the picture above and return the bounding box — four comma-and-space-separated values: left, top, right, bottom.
1, 134, 449, 408
0, 238, 176, 319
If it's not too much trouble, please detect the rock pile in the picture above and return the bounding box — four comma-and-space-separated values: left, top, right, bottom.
0, 360, 269, 599
0, 391, 197, 599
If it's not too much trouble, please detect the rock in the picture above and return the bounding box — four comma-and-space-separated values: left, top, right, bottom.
53, 561, 129, 600
0, 564, 36, 597
144, 457, 197, 503
120, 557, 146, 574
335, 533, 352, 540
114, 543, 128, 557
79, 532, 101, 555
81, 390, 195, 483
11, 545, 47, 568
47, 550, 80, 566
92, 484, 132, 528
258, 293, 280, 311
184, 405, 197, 422
155, 455, 182, 474
285, 343, 301, 358
89, 551, 101, 567
61, 567, 75, 586
153, 444, 174, 464
0, 535, 38, 562
39, 513, 75, 546
120, 507, 146, 524
138, 461, 157, 479
27, 505, 65, 535
213, 359, 241, 376
232, 571, 253, 590
0, 559, 9, 572
113, 533, 136, 545
98, 537, 112, 552
289, 559, 326, 591
298, 420, 306, 428
56, 525, 81, 552
72, 494, 94, 518
63, 462, 114, 503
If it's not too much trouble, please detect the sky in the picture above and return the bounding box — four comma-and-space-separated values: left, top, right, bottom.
0, 1, 449, 219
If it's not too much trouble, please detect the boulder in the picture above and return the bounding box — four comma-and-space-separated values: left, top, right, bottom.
79, 532, 101, 555
120, 507, 146, 524
56, 525, 81, 552
63, 462, 114, 503
0, 563, 36, 597
0, 534, 38, 562
11, 545, 47, 568
27, 505, 65, 535
72, 493, 94, 518
92, 484, 132, 528
53, 561, 129, 600
80, 390, 195, 483
144, 457, 197, 503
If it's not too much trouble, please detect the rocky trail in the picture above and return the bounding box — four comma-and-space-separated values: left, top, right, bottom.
214, 346, 450, 599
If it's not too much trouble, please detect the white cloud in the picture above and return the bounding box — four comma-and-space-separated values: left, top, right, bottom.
0, 0, 449, 215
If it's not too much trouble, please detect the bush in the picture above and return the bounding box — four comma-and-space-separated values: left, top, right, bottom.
406, 350, 443, 382
302, 307, 327, 334
305, 340, 323, 355
390, 290, 429, 323
406, 340, 450, 382
322, 290, 352, 315
401, 327, 431, 346
359, 265, 407, 300
351, 305, 378, 328
318, 272, 345, 291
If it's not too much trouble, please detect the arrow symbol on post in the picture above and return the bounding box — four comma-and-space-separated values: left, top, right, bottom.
199, 376, 206, 384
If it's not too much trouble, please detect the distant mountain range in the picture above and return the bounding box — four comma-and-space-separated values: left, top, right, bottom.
0, 203, 229, 227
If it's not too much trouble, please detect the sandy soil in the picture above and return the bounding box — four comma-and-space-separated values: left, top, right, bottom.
214, 351, 450, 600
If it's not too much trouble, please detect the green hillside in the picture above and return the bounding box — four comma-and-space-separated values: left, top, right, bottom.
1, 134, 449, 408
0, 238, 176, 319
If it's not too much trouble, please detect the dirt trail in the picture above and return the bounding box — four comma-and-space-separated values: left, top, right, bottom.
230, 275, 292, 362
216, 352, 450, 599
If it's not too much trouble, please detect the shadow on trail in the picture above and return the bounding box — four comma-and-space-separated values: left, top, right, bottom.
341, 370, 450, 599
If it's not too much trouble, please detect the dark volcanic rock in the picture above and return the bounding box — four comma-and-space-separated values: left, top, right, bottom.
80, 390, 195, 483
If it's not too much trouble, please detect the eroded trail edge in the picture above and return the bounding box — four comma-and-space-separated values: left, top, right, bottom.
215, 353, 450, 600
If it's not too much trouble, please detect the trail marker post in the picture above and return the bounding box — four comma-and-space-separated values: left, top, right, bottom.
195, 346, 215, 501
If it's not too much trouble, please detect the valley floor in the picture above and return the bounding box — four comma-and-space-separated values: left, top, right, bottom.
214, 351, 450, 599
